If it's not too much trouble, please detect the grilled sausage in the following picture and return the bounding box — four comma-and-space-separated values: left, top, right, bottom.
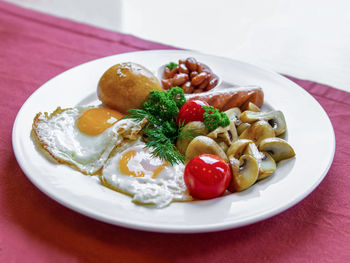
185, 86, 264, 111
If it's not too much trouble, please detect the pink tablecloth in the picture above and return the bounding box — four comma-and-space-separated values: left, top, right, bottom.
1, 1, 350, 262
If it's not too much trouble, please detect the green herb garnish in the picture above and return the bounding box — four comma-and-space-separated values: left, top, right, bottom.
165, 62, 178, 70
202, 106, 230, 131
124, 87, 192, 165
177, 121, 201, 141
143, 128, 185, 165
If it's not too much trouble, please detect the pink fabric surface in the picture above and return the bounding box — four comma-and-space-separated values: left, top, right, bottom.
1, 1, 350, 262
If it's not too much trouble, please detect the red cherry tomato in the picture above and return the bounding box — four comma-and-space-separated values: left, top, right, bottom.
177, 99, 209, 125
184, 154, 232, 199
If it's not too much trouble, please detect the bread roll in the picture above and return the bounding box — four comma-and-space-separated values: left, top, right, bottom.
98, 62, 162, 113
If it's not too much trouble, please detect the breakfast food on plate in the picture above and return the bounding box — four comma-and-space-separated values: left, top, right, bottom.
32, 106, 144, 174
184, 154, 231, 199
176, 99, 209, 125
125, 87, 294, 196
185, 86, 264, 111
125, 87, 187, 165
101, 138, 192, 208
32, 57, 295, 208
161, 57, 219, 93
98, 62, 162, 113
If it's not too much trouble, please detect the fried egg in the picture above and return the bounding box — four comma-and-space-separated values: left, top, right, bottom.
102, 139, 192, 208
32, 106, 144, 174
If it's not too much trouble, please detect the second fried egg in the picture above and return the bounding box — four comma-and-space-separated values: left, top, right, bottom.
102, 139, 192, 208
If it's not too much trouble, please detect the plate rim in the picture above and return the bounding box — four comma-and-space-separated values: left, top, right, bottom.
12, 49, 336, 233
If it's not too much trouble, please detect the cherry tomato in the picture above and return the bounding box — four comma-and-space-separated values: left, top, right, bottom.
177, 99, 209, 125
184, 154, 232, 199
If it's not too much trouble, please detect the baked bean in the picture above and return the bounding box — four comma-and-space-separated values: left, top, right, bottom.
181, 81, 191, 89
200, 73, 212, 91
204, 68, 211, 74
193, 88, 204, 93
197, 64, 203, 73
185, 57, 198, 72
167, 66, 179, 79
161, 79, 172, 90
163, 67, 171, 79
191, 72, 208, 86
172, 73, 189, 86
190, 71, 198, 79
198, 77, 210, 90
181, 81, 193, 93
198, 65, 211, 74
161, 57, 218, 93
206, 76, 219, 90
179, 63, 189, 74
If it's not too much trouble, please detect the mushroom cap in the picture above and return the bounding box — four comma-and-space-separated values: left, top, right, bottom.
240, 110, 287, 136
258, 137, 295, 162
246, 102, 261, 112
258, 152, 276, 180
243, 143, 276, 180
228, 154, 259, 192
226, 139, 253, 159
224, 107, 242, 125
239, 120, 275, 145
207, 121, 238, 147
176, 121, 208, 155
237, 122, 251, 136
185, 136, 228, 163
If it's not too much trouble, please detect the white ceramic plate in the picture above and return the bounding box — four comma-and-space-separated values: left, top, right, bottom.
12, 50, 335, 233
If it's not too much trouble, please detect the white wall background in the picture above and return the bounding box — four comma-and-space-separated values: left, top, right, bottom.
4, 0, 350, 92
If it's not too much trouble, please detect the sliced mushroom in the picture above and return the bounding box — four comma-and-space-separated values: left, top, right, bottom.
237, 123, 251, 136
226, 139, 253, 159
243, 143, 276, 180
185, 136, 228, 163
246, 102, 261, 112
217, 141, 229, 152
258, 152, 276, 180
240, 110, 286, 136
207, 121, 238, 147
258, 137, 296, 162
228, 154, 259, 192
176, 121, 208, 155
224, 108, 241, 125
239, 120, 275, 145
244, 142, 264, 160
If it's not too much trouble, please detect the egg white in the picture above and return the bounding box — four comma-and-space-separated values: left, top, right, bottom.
102, 139, 192, 208
32, 106, 143, 174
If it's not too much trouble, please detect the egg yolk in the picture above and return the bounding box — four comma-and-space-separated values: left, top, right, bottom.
119, 150, 168, 178
76, 107, 124, 136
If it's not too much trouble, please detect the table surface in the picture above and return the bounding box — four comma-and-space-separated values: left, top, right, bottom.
1, 1, 350, 262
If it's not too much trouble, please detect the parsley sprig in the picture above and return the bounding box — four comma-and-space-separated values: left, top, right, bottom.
165, 62, 178, 70
202, 106, 230, 131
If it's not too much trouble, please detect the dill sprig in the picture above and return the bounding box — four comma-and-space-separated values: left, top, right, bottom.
143, 128, 185, 164
124, 108, 150, 122
124, 87, 194, 165
177, 121, 201, 140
